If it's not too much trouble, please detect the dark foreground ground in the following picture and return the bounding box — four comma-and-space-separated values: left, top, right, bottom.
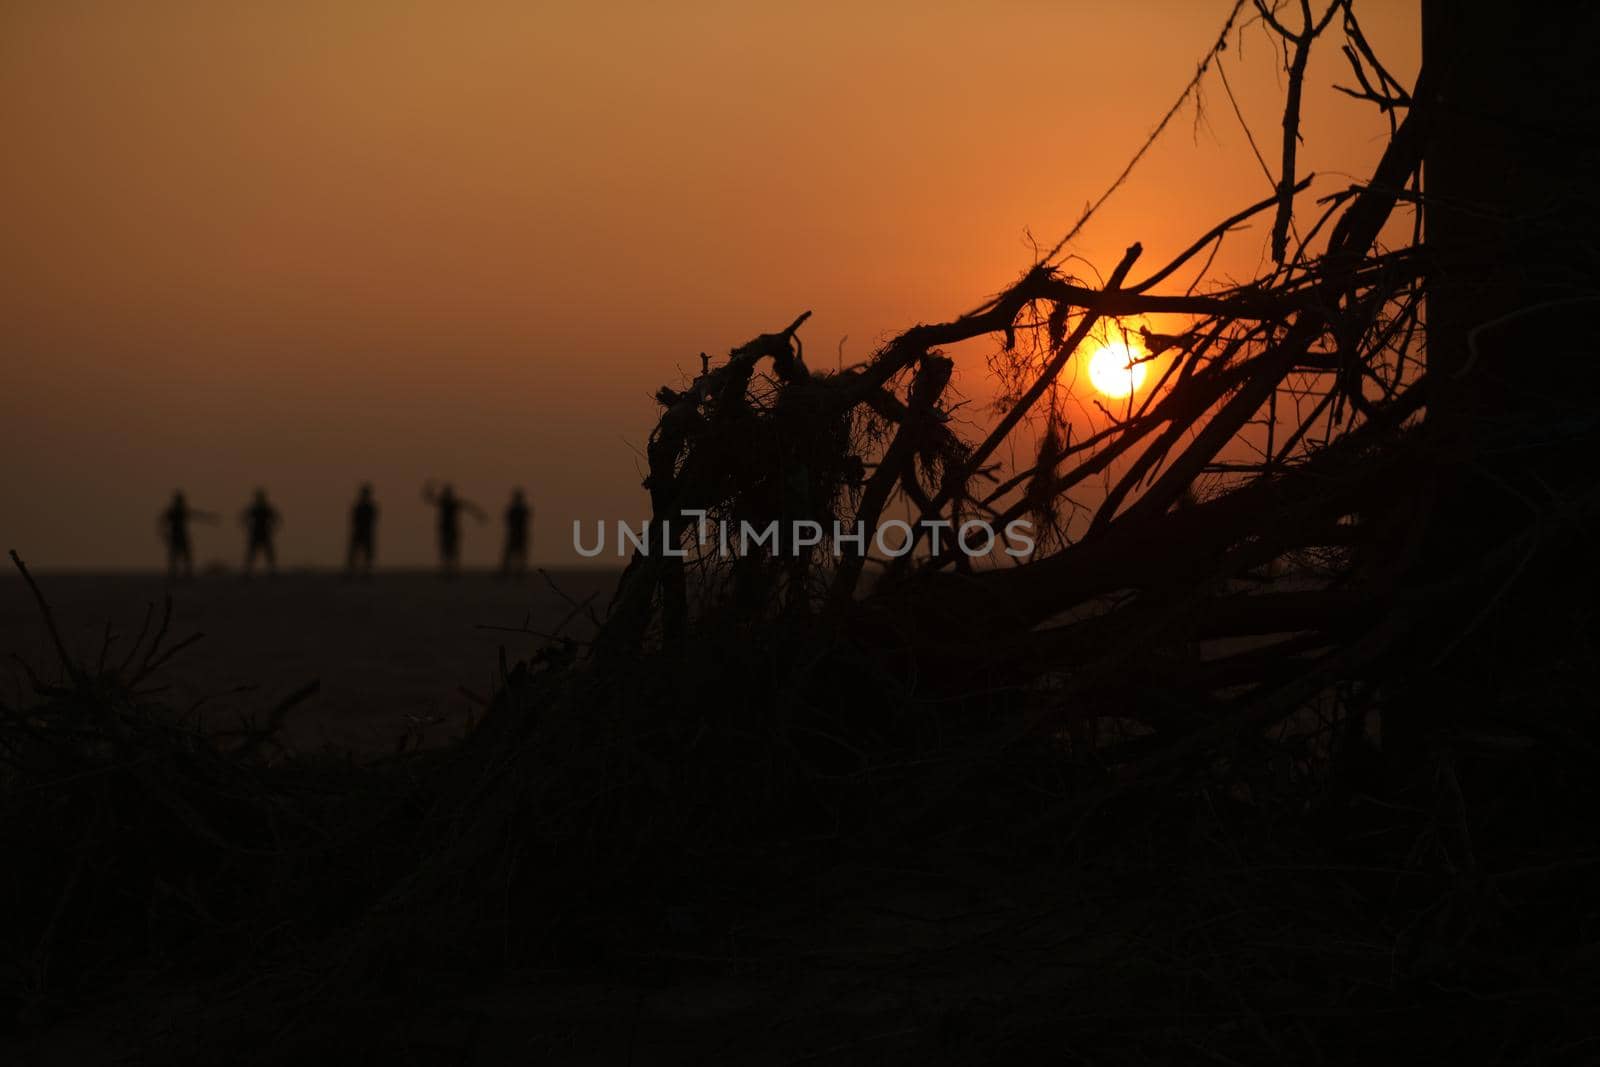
0, 569, 617, 754
3, 568, 1596, 1065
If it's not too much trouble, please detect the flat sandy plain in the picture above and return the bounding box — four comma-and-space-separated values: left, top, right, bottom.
1, 568, 618, 755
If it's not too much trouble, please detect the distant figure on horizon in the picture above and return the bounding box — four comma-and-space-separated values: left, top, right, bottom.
422, 481, 484, 577
240, 488, 281, 576
346, 483, 379, 577
159, 490, 216, 581
500, 488, 532, 577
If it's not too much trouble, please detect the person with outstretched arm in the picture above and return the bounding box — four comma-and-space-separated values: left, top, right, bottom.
158, 490, 217, 581
422, 481, 485, 577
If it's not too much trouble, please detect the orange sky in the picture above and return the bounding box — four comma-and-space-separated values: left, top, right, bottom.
1, 0, 1419, 569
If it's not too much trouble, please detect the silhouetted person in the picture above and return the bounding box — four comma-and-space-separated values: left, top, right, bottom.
159, 490, 216, 581
347, 483, 379, 576
422, 481, 484, 576
241, 488, 281, 576
500, 488, 532, 577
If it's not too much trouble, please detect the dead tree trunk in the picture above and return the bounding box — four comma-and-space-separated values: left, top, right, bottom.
1400, 0, 1600, 764
1423, 0, 1600, 437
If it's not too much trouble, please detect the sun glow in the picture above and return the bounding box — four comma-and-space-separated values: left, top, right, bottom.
1085, 338, 1150, 399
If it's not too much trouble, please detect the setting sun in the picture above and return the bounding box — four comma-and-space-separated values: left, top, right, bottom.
1086, 339, 1149, 399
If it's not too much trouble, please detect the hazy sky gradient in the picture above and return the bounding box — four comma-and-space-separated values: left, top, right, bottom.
2, 0, 1419, 569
